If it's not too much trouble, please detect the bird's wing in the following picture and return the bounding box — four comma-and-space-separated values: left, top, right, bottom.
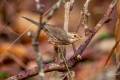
45, 25, 70, 44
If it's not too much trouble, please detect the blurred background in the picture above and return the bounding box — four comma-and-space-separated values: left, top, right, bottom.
0, 0, 118, 80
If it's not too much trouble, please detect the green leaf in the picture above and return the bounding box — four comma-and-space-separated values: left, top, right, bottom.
99, 32, 112, 40
0, 72, 9, 79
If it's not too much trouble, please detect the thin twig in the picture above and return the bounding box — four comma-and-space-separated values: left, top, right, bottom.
61, 46, 72, 80
64, 2, 70, 32
82, 0, 91, 36
33, 0, 44, 80
104, 41, 120, 67
63, 0, 75, 32
43, 0, 65, 23
82, 0, 91, 29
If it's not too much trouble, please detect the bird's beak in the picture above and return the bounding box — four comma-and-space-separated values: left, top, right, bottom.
78, 35, 83, 40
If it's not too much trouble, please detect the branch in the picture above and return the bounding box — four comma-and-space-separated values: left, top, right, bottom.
64, 0, 75, 32
82, 0, 92, 37
104, 40, 120, 67
32, 0, 45, 80
64, 2, 70, 32
6, 64, 65, 80
6, 0, 117, 80
6, 67, 38, 80
67, 0, 117, 67
43, 0, 64, 23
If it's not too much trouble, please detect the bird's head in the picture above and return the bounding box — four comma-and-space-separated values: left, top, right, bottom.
67, 33, 83, 43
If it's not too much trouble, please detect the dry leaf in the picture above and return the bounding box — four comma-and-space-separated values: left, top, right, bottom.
0, 42, 32, 65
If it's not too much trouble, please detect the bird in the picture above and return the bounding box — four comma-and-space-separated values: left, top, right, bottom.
22, 17, 82, 46
22, 17, 82, 64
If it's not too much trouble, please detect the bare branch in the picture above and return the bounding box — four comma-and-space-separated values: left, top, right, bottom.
32, 0, 45, 80
64, 0, 75, 32
43, 0, 65, 23
67, 0, 117, 67
104, 41, 120, 67
82, 0, 91, 36
6, 67, 38, 80
64, 2, 70, 32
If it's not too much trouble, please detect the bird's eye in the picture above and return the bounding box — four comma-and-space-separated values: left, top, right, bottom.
74, 34, 77, 37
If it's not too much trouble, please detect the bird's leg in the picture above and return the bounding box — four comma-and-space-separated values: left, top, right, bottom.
59, 45, 66, 63
60, 45, 73, 80
54, 45, 64, 63
54, 44, 73, 80
54, 45, 72, 80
